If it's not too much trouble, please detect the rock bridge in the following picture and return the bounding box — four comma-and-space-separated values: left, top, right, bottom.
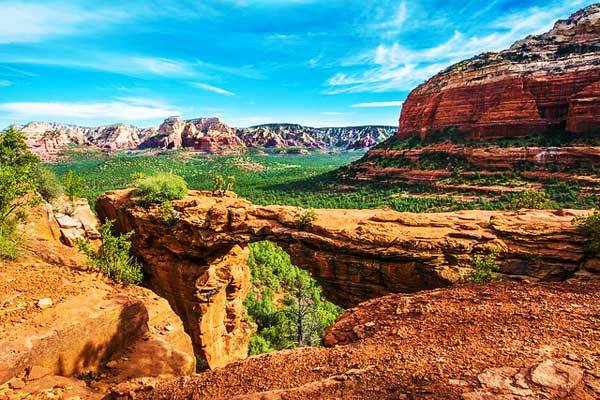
96, 190, 597, 368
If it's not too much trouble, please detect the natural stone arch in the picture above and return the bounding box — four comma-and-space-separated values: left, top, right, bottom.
97, 190, 594, 369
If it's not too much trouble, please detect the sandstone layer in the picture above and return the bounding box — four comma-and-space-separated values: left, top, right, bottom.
97, 189, 598, 368
398, 4, 600, 140
0, 201, 195, 398
139, 281, 600, 399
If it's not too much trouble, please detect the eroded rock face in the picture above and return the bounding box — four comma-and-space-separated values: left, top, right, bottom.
398, 5, 600, 140
97, 189, 598, 367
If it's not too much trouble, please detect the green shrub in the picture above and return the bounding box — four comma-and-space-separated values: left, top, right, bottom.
509, 190, 554, 209
225, 175, 236, 192
295, 209, 317, 229
158, 201, 178, 224
64, 170, 84, 202
34, 165, 63, 203
469, 252, 500, 284
77, 220, 143, 285
213, 175, 224, 195
248, 333, 276, 356
132, 173, 188, 205
0, 217, 18, 260
574, 211, 600, 254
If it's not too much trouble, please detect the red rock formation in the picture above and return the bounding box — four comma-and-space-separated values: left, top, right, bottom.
139, 281, 600, 399
398, 5, 600, 140
97, 190, 599, 368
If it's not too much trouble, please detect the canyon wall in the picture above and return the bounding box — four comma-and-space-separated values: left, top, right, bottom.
97, 190, 599, 367
398, 4, 600, 140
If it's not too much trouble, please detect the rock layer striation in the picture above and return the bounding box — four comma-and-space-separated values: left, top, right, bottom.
398, 5, 600, 139
97, 189, 598, 367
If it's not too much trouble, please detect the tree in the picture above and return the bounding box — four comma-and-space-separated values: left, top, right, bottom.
244, 241, 342, 355
0, 127, 40, 225
64, 170, 84, 203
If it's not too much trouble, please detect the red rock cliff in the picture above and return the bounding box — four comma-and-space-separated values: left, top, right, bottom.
399, 5, 600, 140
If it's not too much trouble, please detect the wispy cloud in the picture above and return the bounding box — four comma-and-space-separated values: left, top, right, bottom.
0, 99, 178, 121
6, 54, 199, 78
352, 101, 404, 108
0, 1, 131, 44
4, 51, 264, 81
326, 2, 583, 94
191, 82, 236, 96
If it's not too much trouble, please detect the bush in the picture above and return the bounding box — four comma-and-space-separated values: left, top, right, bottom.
469, 252, 499, 284
64, 170, 84, 202
158, 201, 178, 224
0, 217, 18, 260
77, 220, 143, 285
295, 209, 317, 229
248, 333, 275, 356
574, 211, 600, 254
509, 190, 554, 210
34, 165, 63, 203
132, 173, 188, 205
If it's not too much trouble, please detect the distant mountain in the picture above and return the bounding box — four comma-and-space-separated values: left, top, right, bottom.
17, 117, 395, 161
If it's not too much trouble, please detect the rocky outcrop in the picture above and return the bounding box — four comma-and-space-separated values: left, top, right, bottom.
0, 202, 195, 396
137, 116, 245, 153
398, 4, 600, 140
20, 121, 156, 160
19, 118, 394, 160
139, 281, 600, 399
97, 189, 598, 367
363, 145, 600, 171
237, 124, 395, 149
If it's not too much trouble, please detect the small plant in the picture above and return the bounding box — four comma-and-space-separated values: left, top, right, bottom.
509, 190, 554, 210
132, 173, 188, 205
195, 355, 209, 372
574, 211, 600, 254
225, 175, 236, 192
158, 201, 178, 225
64, 170, 84, 202
213, 175, 224, 195
77, 220, 143, 285
295, 209, 317, 229
0, 217, 18, 260
469, 252, 500, 284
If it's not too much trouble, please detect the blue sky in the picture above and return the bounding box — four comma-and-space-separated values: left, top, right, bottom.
0, 0, 594, 128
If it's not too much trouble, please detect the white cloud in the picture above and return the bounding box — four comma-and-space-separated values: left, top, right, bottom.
191, 82, 236, 96
352, 101, 404, 108
326, 2, 583, 94
0, 100, 178, 121
0, 1, 129, 44
8, 54, 198, 78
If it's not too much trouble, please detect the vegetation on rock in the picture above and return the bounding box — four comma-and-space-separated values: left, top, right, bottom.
469, 252, 500, 284
574, 212, 600, 254
509, 190, 555, 210
0, 127, 63, 259
294, 209, 317, 229
63, 170, 84, 202
77, 220, 143, 285
244, 241, 342, 355
132, 172, 188, 205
